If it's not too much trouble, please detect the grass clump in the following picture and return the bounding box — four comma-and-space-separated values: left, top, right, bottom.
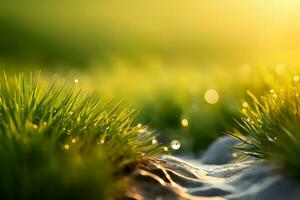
230, 76, 300, 178
0, 73, 163, 199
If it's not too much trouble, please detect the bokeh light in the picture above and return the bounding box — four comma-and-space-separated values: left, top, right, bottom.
204, 89, 219, 104
181, 118, 189, 127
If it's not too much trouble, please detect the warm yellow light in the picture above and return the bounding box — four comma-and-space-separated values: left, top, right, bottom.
181, 118, 189, 127
204, 89, 219, 104
74, 78, 79, 84
293, 75, 300, 82
275, 64, 285, 74
71, 138, 76, 143
32, 124, 38, 130
64, 144, 70, 150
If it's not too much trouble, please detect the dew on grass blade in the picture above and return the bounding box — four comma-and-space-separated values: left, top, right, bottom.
170, 140, 181, 150
152, 138, 158, 144
242, 102, 249, 108
138, 128, 147, 133
181, 118, 189, 127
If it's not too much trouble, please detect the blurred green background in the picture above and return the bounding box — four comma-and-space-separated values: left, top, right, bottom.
0, 0, 300, 152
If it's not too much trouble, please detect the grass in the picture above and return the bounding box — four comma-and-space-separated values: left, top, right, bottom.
87, 64, 276, 152
0, 73, 163, 199
230, 73, 300, 178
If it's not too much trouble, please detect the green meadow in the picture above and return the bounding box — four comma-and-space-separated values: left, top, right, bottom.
0, 1, 300, 199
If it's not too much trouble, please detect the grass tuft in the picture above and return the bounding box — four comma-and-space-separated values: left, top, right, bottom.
230, 76, 300, 178
0, 72, 163, 199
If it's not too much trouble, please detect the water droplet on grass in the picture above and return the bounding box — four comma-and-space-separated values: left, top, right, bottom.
64, 144, 70, 150
170, 140, 181, 150
152, 138, 158, 144
204, 89, 219, 104
181, 118, 189, 127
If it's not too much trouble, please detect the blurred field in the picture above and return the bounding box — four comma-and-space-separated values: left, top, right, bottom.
0, 0, 300, 151
2, 1, 300, 66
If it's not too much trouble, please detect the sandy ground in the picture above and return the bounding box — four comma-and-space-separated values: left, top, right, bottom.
130, 137, 300, 200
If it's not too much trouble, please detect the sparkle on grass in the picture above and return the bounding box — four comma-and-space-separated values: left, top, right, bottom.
170, 140, 181, 150
293, 75, 300, 82
152, 138, 158, 144
163, 146, 169, 151
138, 128, 147, 133
181, 118, 189, 127
64, 144, 70, 150
242, 102, 249, 108
74, 78, 79, 84
275, 64, 285, 74
137, 123, 142, 128
204, 89, 219, 104
71, 138, 76, 143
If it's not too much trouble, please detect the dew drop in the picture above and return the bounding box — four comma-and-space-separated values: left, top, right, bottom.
170, 140, 181, 150
64, 144, 70, 150
181, 118, 189, 127
152, 138, 158, 144
242, 102, 249, 108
